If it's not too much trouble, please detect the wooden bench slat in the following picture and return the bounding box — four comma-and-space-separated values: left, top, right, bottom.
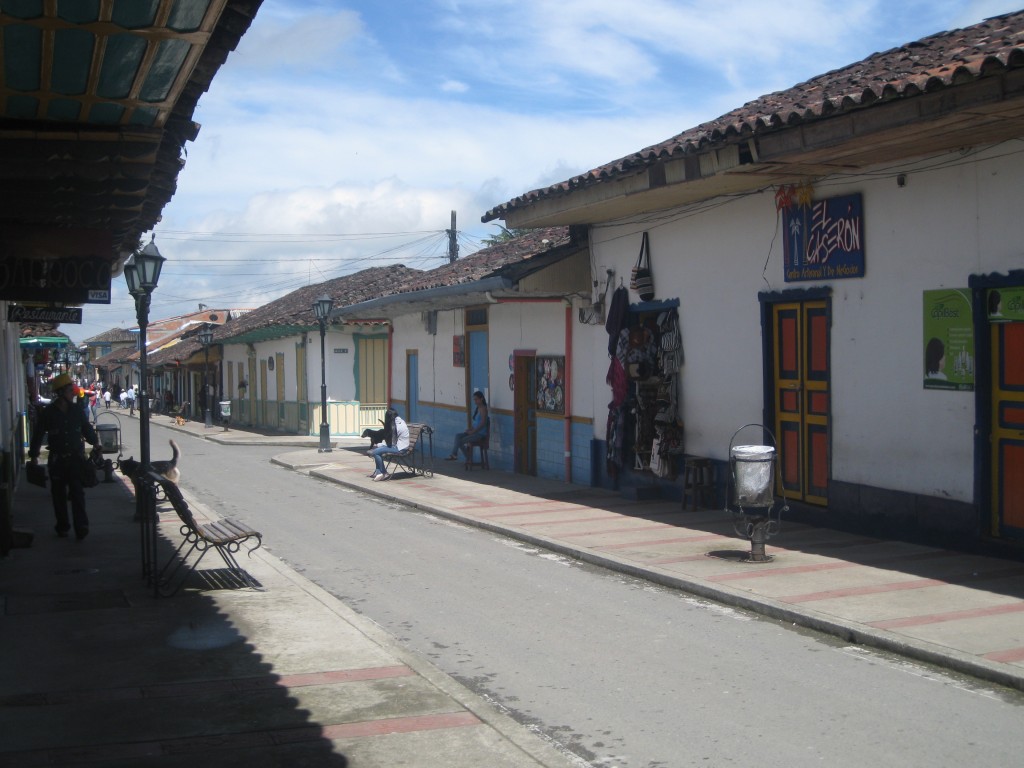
147, 470, 263, 596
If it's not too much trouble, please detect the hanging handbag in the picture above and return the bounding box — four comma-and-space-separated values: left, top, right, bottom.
25, 461, 47, 488
78, 448, 100, 488
630, 232, 655, 301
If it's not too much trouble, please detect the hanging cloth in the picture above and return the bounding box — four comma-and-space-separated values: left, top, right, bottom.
604, 285, 630, 358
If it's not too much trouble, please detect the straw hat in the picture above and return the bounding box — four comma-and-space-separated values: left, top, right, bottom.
50, 372, 74, 391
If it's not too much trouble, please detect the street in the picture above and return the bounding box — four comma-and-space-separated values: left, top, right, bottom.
156, 423, 1024, 768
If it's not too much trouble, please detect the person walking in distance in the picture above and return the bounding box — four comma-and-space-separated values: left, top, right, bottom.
28, 373, 101, 540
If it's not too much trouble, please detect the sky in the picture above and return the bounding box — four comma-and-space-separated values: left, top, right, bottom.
70, 0, 1022, 343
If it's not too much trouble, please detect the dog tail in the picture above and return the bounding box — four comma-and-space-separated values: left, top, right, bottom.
169, 439, 179, 466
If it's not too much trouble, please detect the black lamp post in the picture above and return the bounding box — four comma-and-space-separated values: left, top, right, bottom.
198, 327, 214, 428
313, 295, 334, 453
124, 238, 165, 590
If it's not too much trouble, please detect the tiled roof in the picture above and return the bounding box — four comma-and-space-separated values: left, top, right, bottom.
383, 226, 571, 297
19, 323, 65, 340
484, 10, 1024, 222
218, 264, 423, 342
83, 328, 136, 345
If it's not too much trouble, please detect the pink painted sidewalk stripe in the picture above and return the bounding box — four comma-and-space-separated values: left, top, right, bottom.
547, 522, 681, 536
24, 666, 413, 706
708, 561, 858, 581
457, 504, 571, 517
598, 532, 729, 550
319, 711, 480, 740
518, 514, 665, 528
781, 578, 945, 603
984, 647, 1024, 663
870, 601, 1024, 629
8, 711, 482, 765
643, 553, 718, 565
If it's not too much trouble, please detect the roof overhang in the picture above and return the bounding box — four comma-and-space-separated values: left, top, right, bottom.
0, 1, 262, 301
494, 65, 1024, 228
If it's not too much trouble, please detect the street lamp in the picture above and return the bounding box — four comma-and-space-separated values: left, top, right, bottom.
198, 327, 214, 428
313, 294, 334, 453
124, 237, 165, 590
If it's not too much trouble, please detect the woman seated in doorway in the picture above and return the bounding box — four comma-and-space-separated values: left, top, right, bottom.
444, 390, 489, 460
368, 407, 409, 481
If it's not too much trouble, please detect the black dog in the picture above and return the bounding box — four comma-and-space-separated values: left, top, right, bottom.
119, 439, 181, 484
360, 420, 392, 447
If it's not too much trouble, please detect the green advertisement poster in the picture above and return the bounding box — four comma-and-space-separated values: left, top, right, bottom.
986, 286, 1024, 322
923, 289, 974, 391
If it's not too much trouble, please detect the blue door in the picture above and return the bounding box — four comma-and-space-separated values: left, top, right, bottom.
407, 351, 419, 423
469, 330, 489, 400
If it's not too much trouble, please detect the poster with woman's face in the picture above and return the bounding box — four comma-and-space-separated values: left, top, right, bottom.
923, 289, 974, 391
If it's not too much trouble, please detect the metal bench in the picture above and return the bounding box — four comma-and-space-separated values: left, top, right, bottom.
150, 471, 263, 596
384, 423, 434, 478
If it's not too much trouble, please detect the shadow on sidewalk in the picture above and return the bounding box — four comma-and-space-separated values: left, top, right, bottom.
1, 479, 351, 766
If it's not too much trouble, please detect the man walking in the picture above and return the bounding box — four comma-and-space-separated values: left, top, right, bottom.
28, 373, 101, 540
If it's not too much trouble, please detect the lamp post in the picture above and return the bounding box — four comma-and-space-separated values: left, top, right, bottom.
198, 327, 214, 428
313, 295, 334, 452
124, 238, 165, 590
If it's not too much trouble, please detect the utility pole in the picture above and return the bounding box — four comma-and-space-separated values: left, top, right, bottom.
447, 210, 459, 263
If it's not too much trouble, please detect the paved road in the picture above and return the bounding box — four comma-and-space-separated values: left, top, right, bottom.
163, 425, 1024, 767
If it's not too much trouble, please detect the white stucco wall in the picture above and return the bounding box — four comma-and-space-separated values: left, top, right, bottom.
588, 143, 1023, 503
388, 297, 595, 421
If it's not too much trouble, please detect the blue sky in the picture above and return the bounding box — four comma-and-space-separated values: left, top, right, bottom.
74, 0, 1022, 341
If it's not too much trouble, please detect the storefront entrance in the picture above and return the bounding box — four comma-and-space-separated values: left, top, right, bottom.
769, 298, 831, 505
989, 316, 1024, 538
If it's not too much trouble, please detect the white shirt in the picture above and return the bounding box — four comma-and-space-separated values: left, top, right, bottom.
393, 417, 410, 451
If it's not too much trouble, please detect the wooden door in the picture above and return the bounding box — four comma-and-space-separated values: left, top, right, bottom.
407, 351, 419, 423
275, 352, 285, 429
990, 320, 1024, 538
773, 300, 830, 504
514, 354, 537, 475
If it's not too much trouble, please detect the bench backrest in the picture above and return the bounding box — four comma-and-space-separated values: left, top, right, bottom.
147, 471, 199, 533
405, 424, 422, 451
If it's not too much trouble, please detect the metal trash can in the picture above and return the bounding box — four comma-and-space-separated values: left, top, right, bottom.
731, 445, 775, 507
96, 423, 120, 453
219, 401, 231, 419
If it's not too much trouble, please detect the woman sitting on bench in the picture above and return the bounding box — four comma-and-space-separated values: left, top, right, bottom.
368, 407, 408, 481
444, 391, 488, 460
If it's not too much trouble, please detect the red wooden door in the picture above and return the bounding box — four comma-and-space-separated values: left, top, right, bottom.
991, 320, 1024, 537
773, 301, 830, 505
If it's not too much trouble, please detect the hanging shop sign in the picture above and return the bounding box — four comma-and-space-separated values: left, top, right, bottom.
986, 287, 1024, 322
7, 305, 83, 324
0, 256, 112, 303
923, 288, 974, 391
783, 193, 865, 282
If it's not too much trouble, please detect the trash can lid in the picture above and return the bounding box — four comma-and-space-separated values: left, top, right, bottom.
96, 423, 118, 431
731, 444, 774, 460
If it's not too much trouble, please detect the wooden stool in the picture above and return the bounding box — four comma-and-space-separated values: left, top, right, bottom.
682, 456, 714, 511
464, 436, 490, 470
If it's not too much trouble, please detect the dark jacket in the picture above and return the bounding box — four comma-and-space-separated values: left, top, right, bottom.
30, 399, 98, 462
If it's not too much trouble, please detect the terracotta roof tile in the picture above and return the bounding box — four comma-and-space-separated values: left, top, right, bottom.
83, 327, 136, 344
381, 226, 571, 297
484, 10, 1024, 221
218, 264, 423, 340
